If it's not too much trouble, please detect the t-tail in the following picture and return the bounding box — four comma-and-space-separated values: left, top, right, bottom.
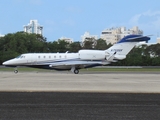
105, 35, 150, 61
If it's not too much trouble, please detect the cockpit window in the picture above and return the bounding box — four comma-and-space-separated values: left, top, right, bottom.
16, 55, 21, 59
16, 55, 25, 59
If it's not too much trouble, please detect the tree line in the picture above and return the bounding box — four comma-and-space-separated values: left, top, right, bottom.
0, 32, 160, 66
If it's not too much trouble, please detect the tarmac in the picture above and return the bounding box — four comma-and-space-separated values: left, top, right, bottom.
0, 71, 160, 120
0, 71, 160, 93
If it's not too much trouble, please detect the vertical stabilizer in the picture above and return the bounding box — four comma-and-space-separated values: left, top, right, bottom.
105, 35, 150, 60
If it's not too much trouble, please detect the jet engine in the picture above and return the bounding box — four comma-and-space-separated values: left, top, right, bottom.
78, 50, 105, 60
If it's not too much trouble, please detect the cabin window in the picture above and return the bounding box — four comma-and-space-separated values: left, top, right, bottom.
59, 56, 61, 58
38, 56, 40, 59
49, 56, 51, 59
65, 55, 67, 58
54, 56, 56, 58
44, 56, 46, 58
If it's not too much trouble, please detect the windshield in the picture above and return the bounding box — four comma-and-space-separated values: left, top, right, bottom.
16, 55, 22, 59
16, 55, 26, 59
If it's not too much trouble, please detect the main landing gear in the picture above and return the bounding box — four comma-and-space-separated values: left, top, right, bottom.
71, 66, 79, 74
74, 69, 79, 74
14, 68, 18, 74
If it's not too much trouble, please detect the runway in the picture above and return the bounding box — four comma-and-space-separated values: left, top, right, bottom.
0, 92, 159, 120
0, 71, 160, 93
0, 71, 160, 120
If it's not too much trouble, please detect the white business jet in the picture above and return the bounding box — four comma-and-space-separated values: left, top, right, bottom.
3, 35, 150, 74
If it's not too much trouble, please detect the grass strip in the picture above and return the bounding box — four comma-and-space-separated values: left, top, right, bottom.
0, 67, 160, 72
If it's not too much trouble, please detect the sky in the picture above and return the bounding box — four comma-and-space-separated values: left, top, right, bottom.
0, 0, 160, 43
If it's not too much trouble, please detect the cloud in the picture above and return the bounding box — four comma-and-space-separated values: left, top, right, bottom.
129, 10, 160, 35
152, 16, 160, 29
143, 10, 160, 17
129, 10, 160, 27
129, 14, 141, 25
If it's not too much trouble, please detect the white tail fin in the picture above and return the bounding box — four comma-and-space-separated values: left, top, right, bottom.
105, 35, 150, 60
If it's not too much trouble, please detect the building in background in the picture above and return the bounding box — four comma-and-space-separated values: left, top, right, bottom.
157, 37, 160, 44
59, 37, 74, 44
81, 32, 98, 43
24, 20, 43, 35
100, 26, 143, 44
80, 32, 98, 47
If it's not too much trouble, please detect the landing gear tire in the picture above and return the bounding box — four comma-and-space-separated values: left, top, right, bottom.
74, 69, 79, 74
14, 70, 18, 74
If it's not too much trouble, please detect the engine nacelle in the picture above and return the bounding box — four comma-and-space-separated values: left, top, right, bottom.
79, 50, 105, 60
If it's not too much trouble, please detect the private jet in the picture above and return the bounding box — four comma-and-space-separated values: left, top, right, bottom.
3, 34, 150, 74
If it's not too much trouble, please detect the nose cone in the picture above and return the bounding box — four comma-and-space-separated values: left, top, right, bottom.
2, 59, 16, 67
3, 61, 10, 66
2, 62, 6, 65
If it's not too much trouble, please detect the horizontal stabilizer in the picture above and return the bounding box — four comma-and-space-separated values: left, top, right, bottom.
117, 35, 150, 44
126, 35, 152, 40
